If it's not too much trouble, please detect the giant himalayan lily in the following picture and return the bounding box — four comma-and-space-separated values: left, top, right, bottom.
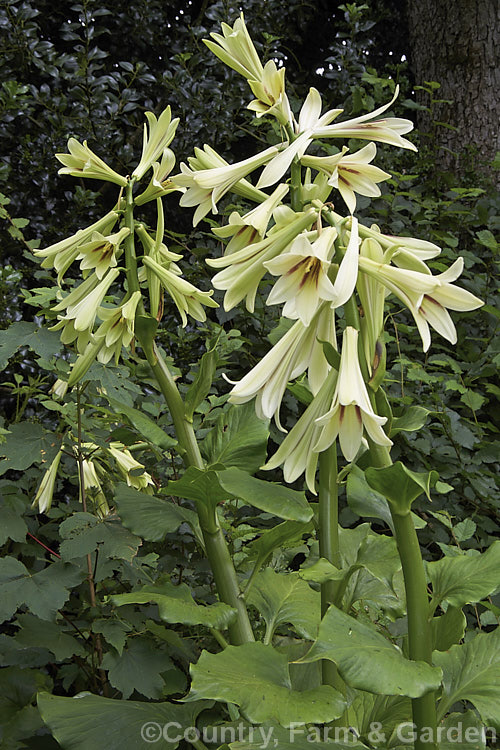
314, 326, 392, 461
257, 86, 413, 191
51, 268, 120, 333
207, 208, 318, 312
142, 256, 218, 326
32, 449, 63, 513
175, 144, 271, 225
301, 143, 391, 214
358, 256, 484, 351
33, 210, 119, 282
264, 218, 359, 326
56, 138, 128, 187
247, 60, 292, 126
356, 237, 387, 373
132, 106, 179, 181
204, 13, 264, 82
212, 183, 289, 255
313, 86, 416, 151
228, 302, 335, 428
76, 226, 130, 280
95, 291, 142, 365
135, 148, 181, 206
262, 367, 338, 493
107, 442, 154, 492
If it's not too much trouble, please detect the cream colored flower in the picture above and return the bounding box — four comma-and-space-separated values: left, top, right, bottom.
142, 257, 218, 326
313, 86, 416, 151
107, 442, 154, 491
264, 227, 339, 325
358, 256, 483, 350
132, 107, 180, 181
32, 449, 63, 513
228, 303, 333, 428
262, 367, 338, 493
76, 226, 130, 279
207, 208, 318, 312
314, 326, 392, 461
204, 13, 264, 81
134, 148, 181, 205
52, 268, 120, 333
56, 138, 128, 186
34, 211, 119, 282
95, 291, 142, 364
302, 143, 391, 214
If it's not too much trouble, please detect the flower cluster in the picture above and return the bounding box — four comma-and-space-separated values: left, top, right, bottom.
180, 15, 483, 490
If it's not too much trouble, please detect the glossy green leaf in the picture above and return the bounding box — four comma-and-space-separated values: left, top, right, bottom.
300, 606, 442, 697
434, 627, 500, 730
0, 422, 57, 475
201, 402, 269, 474
390, 406, 431, 436
110, 577, 236, 629
114, 483, 200, 542
107, 396, 176, 450
0, 491, 27, 545
59, 512, 141, 562
246, 519, 314, 567
37, 692, 204, 750
365, 462, 438, 516
0, 557, 83, 622
247, 569, 320, 641
217, 467, 312, 522
187, 642, 346, 726
439, 711, 487, 750
431, 606, 466, 652
167, 466, 230, 512
428, 540, 500, 608
345, 692, 411, 747
346, 466, 426, 531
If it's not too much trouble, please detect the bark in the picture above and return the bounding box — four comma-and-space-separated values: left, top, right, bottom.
407, 0, 500, 183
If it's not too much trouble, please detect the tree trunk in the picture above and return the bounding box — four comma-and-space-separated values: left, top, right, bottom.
406, 0, 500, 183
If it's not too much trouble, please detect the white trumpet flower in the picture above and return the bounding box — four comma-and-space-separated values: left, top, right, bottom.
76, 226, 130, 279
228, 303, 333, 428
56, 139, 128, 186
358, 256, 484, 350
262, 367, 338, 493
52, 268, 120, 333
314, 326, 392, 461
208, 208, 318, 312
132, 107, 180, 181
264, 227, 339, 325
313, 86, 416, 151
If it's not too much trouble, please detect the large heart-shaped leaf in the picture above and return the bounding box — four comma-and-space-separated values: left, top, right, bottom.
218, 467, 312, 522
365, 462, 437, 516
245, 519, 314, 567
427, 541, 500, 608
106, 396, 176, 450
201, 402, 269, 474
114, 483, 201, 543
37, 692, 205, 750
434, 627, 500, 730
346, 467, 426, 531
346, 691, 411, 747
167, 466, 230, 513
187, 642, 345, 726
247, 569, 320, 641
109, 577, 236, 629
300, 606, 442, 697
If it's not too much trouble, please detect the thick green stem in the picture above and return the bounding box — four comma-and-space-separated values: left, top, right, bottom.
126, 189, 253, 645
137, 339, 254, 645
368, 442, 437, 750
318, 446, 344, 691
